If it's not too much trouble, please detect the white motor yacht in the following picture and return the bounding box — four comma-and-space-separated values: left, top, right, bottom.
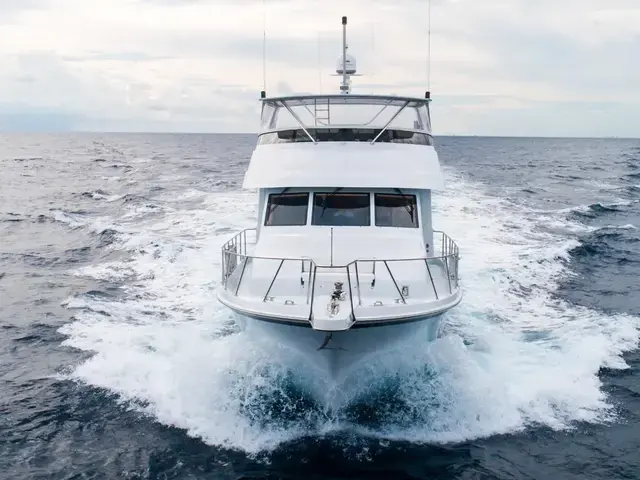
217, 16, 462, 373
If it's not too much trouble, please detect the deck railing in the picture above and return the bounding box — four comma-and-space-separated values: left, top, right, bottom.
220, 228, 460, 323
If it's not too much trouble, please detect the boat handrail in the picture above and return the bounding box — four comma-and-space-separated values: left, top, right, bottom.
258, 125, 432, 136
220, 228, 460, 324
221, 228, 458, 260
261, 94, 431, 106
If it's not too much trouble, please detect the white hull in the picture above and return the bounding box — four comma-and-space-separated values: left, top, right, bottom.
233, 312, 444, 376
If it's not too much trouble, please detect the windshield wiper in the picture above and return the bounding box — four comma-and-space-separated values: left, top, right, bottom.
266, 187, 291, 220
320, 187, 343, 217
394, 188, 416, 222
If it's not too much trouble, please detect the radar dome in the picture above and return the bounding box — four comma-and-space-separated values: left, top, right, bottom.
336, 54, 357, 75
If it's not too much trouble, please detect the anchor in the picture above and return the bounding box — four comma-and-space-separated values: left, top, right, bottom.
326, 281, 346, 317
331, 281, 345, 301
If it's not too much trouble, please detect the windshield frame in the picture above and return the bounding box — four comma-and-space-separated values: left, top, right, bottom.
260, 189, 424, 229
374, 192, 420, 228
263, 191, 310, 227
311, 191, 372, 227
259, 94, 432, 137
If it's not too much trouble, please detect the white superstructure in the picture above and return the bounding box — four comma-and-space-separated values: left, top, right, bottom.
216, 16, 461, 373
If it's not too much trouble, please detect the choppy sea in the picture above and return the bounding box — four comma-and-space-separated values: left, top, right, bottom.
1, 133, 640, 479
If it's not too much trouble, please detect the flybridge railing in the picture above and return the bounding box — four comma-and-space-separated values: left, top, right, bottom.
220, 229, 460, 321
260, 95, 432, 141
286, 99, 412, 145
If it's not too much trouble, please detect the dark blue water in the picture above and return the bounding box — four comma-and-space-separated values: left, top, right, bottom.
1, 133, 639, 479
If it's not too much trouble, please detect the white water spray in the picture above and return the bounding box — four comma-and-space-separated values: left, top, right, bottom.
59, 166, 639, 454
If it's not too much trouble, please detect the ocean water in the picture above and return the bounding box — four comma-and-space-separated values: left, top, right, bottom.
1, 132, 639, 479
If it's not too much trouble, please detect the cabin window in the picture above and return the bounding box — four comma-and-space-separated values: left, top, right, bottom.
374, 193, 419, 228
264, 193, 309, 226
312, 192, 371, 226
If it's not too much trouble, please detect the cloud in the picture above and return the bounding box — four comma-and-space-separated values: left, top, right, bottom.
428, 2, 640, 101
0, 0, 47, 20
0, 0, 638, 135
432, 96, 640, 138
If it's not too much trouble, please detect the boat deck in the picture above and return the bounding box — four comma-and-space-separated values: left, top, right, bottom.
218, 229, 461, 331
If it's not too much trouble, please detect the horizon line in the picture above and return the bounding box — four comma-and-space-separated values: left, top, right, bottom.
0, 130, 638, 140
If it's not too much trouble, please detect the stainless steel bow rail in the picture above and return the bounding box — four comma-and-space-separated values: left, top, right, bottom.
220, 229, 460, 322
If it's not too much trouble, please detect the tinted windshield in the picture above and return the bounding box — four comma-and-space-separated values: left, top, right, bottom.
260, 97, 431, 133
312, 192, 371, 226
374, 193, 419, 228
265, 193, 309, 226
257, 129, 433, 145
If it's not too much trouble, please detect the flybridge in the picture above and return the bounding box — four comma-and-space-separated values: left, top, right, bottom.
256, 14, 434, 146
258, 94, 433, 146
246, 16, 441, 190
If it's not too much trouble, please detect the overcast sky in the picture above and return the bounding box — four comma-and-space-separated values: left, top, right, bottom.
1, 0, 639, 137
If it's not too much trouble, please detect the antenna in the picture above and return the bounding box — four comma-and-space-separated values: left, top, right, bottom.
318, 31, 322, 93
262, 0, 267, 94
371, 21, 375, 83
427, 0, 432, 92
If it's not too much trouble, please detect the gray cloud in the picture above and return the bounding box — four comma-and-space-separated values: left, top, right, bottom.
0, 50, 262, 132
61, 52, 174, 62
135, 31, 346, 69
431, 96, 640, 138
1, 0, 639, 135
453, 24, 640, 99
0, 0, 46, 12
0, 0, 48, 23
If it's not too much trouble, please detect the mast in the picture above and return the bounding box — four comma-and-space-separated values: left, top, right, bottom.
335, 16, 358, 94
341, 16, 348, 94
